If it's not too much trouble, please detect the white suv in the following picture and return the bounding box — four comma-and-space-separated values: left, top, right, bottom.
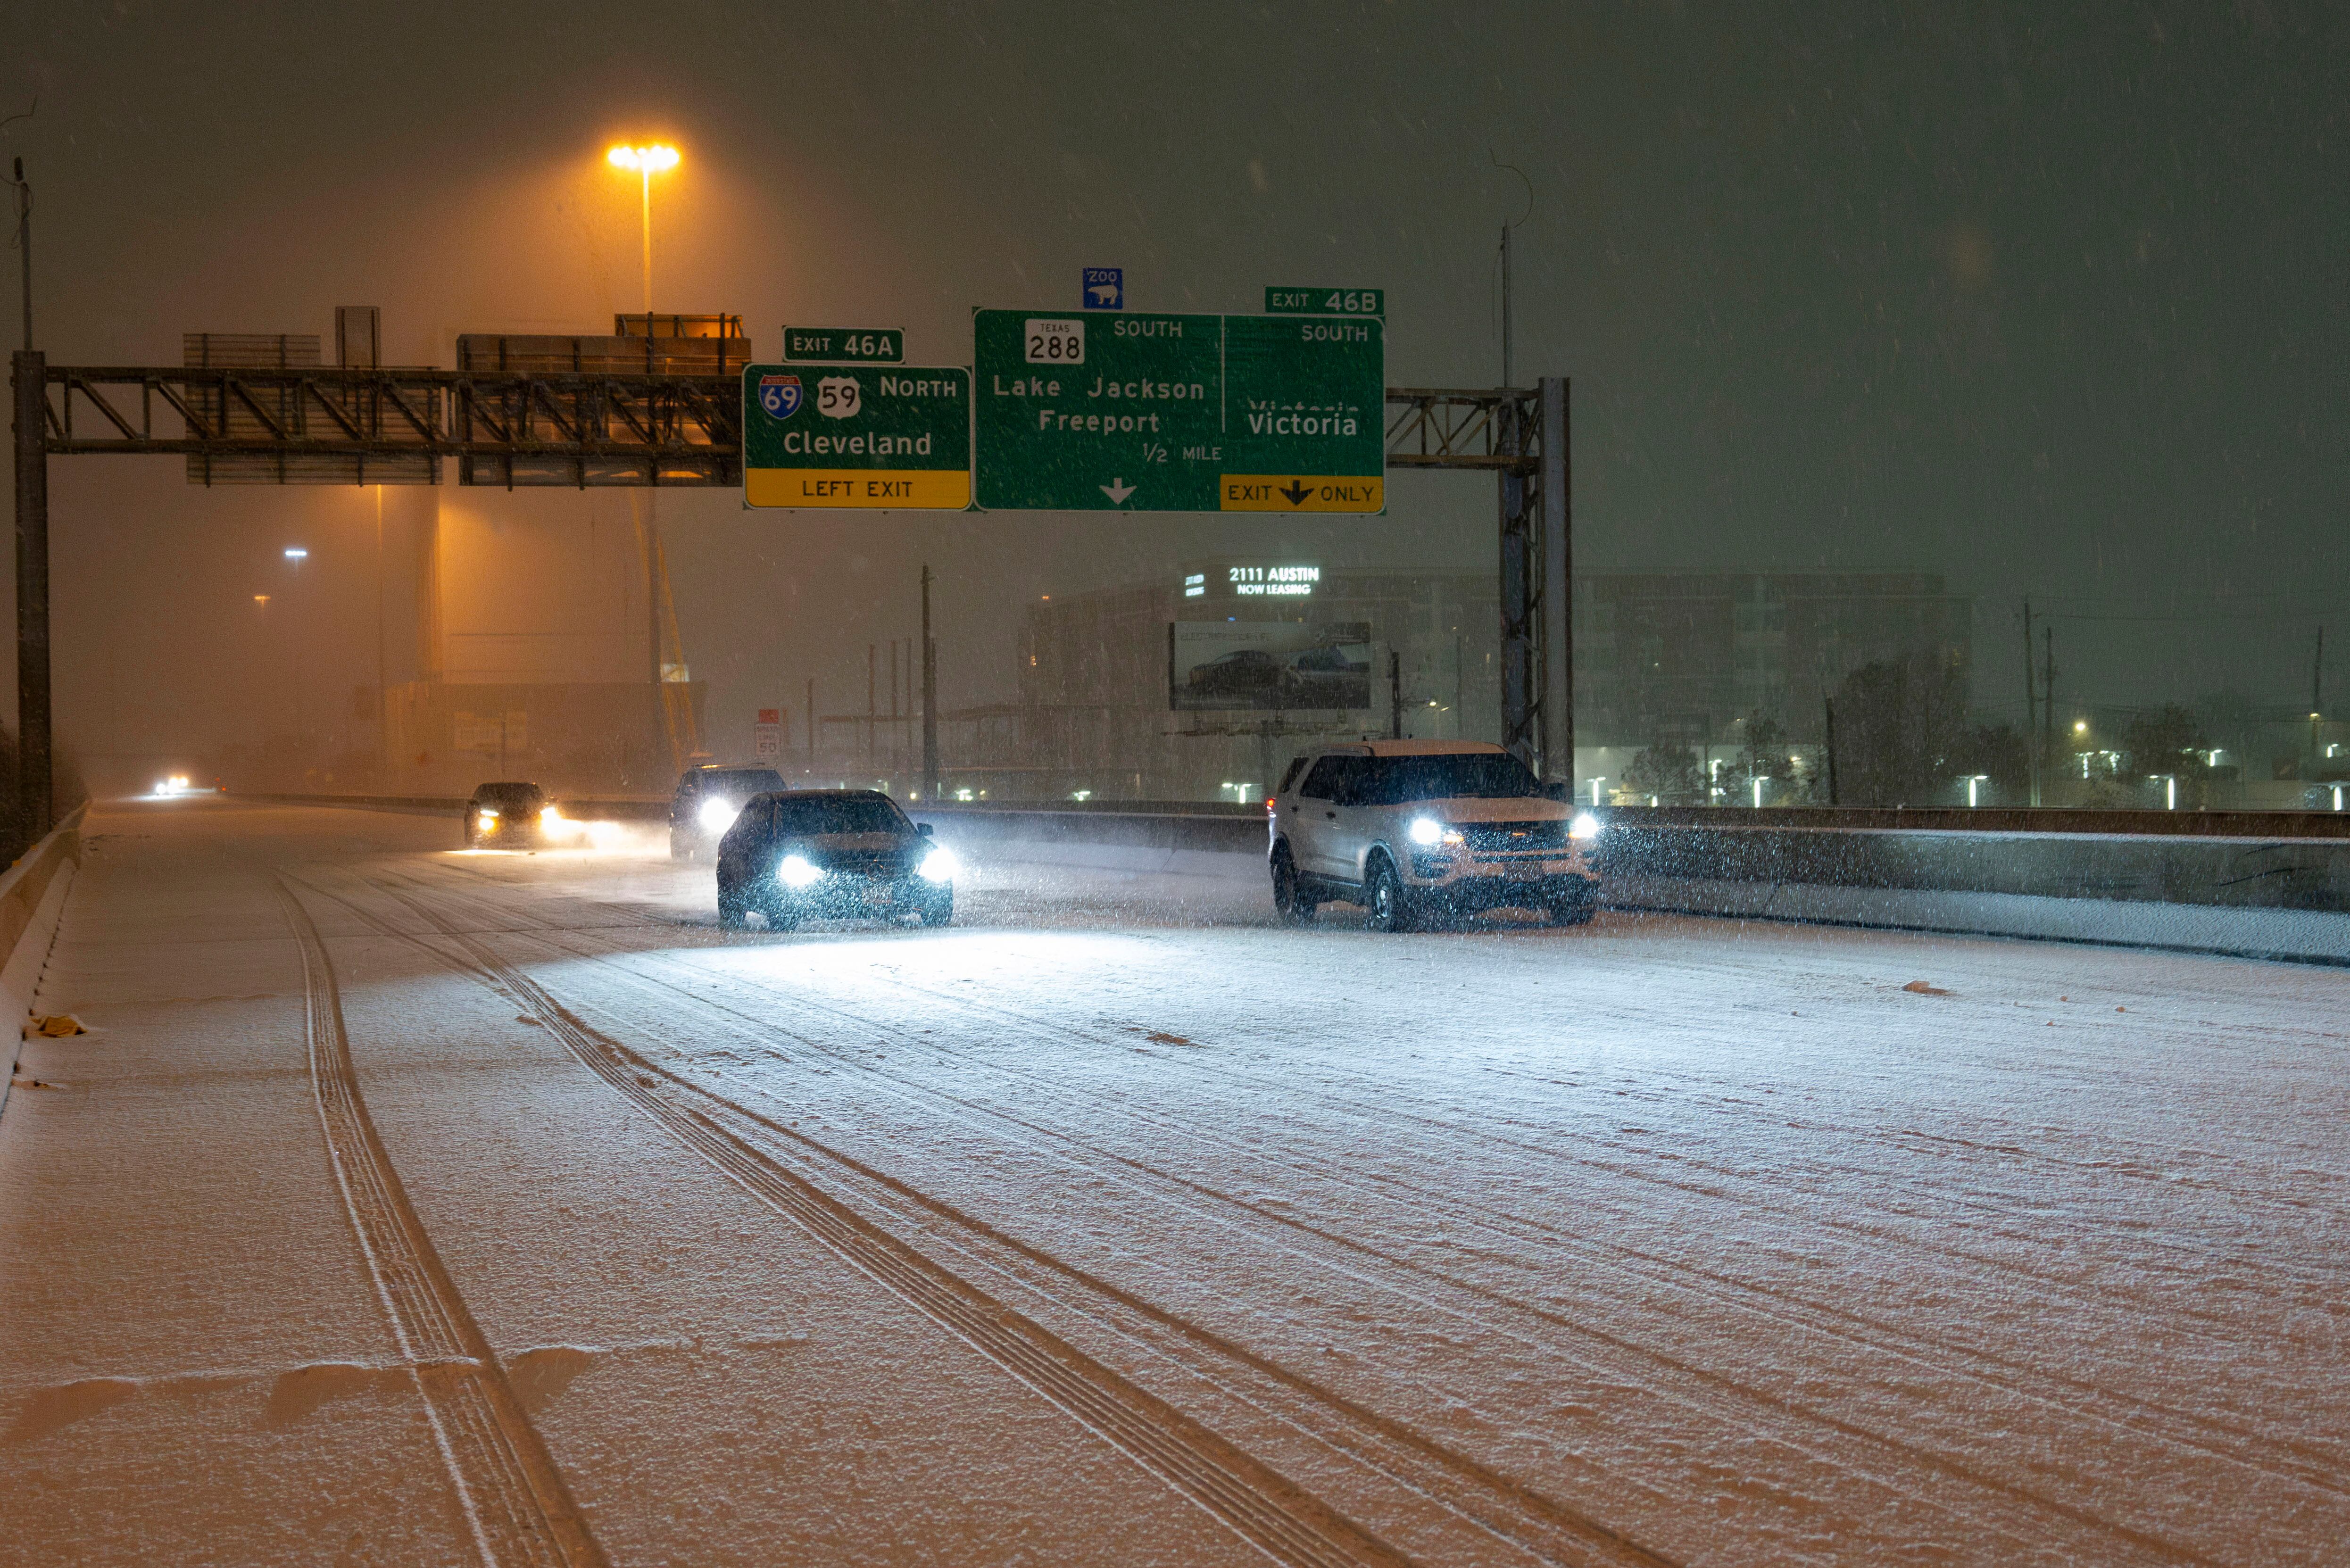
1267, 740, 1603, 930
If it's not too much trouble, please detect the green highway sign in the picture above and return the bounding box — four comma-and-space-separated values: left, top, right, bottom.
742, 364, 970, 509
1265, 287, 1383, 317
781, 326, 905, 363
972, 309, 1384, 513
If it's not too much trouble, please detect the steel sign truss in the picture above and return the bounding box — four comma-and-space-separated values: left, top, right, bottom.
1383, 387, 1537, 472
42, 367, 1533, 485
35, 364, 742, 486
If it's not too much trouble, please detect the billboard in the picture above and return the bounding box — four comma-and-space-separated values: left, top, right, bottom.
1168, 622, 1372, 712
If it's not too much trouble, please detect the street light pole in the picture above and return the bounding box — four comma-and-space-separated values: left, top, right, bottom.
9, 157, 46, 838
12, 347, 46, 838
607, 142, 681, 770
374, 488, 388, 783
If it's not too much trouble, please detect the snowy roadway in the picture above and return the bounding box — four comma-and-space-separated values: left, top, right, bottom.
2, 798, 2345, 1566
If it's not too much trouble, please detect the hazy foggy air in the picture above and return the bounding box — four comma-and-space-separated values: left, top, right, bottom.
3, 4, 2342, 796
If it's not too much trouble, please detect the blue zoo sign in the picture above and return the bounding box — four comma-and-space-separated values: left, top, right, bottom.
1083, 267, 1123, 310
756, 373, 805, 419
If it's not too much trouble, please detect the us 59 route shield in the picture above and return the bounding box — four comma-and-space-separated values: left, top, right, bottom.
972, 309, 1384, 514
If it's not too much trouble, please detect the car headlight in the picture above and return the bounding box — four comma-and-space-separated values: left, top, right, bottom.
476, 809, 498, 827
776, 854, 822, 888
1569, 812, 1603, 840
540, 805, 562, 826
918, 846, 959, 882
698, 796, 739, 832
1407, 817, 1464, 848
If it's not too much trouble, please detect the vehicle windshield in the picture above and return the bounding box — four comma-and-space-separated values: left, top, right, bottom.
771, 795, 910, 836
694, 768, 785, 797
1351, 754, 1542, 804
474, 782, 544, 809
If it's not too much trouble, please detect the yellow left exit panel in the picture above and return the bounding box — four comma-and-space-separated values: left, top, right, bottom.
746, 469, 972, 509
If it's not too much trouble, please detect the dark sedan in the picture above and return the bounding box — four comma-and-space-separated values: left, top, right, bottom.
464, 781, 552, 848
714, 789, 955, 930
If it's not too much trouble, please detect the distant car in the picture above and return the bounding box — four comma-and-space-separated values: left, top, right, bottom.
465, 781, 553, 849
670, 764, 789, 859
714, 789, 955, 930
1187, 648, 1283, 697
1267, 740, 1603, 931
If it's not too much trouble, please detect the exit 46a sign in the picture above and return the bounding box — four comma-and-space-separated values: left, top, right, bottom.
972, 310, 1384, 513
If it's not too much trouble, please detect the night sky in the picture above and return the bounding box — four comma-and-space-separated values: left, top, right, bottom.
5, 2, 2345, 771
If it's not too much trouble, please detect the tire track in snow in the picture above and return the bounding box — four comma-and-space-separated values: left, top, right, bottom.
807, 942, 2350, 1383
302, 871, 1465, 1568
498, 904, 2340, 1514
419, 858, 2346, 1557
533, 932, 2249, 1566
429, 858, 2340, 1310
374, 867, 2250, 1565
271, 875, 609, 1568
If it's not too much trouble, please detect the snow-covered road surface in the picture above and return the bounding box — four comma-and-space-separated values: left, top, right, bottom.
3, 798, 2345, 1566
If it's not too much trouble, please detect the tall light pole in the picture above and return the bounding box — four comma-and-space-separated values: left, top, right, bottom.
605, 143, 679, 314
374, 488, 388, 783
283, 548, 308, 759
607, 142, 681, 772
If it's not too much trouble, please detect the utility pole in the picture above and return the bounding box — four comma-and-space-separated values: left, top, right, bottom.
866, 642, 877, 773
1389, 648, 1403, 740
1499, 219, 1513, 390
804, 676, 814, 764
10, 156, 27, 353
921, 564, 939, 800
2022, 598, 2039, 807
1822, 695, 1839, 806
2042, 625, 2057, 791
2314, 625, 2326, 766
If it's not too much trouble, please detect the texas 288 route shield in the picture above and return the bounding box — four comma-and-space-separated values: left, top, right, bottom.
742, 364, 972, 509
972, 309, 1384, 513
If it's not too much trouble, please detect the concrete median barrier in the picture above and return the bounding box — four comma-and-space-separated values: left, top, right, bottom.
916, 802, 2350, 964
238, 793, 2350, 964
0, 807, 89, 1122
235, 792, 672, 822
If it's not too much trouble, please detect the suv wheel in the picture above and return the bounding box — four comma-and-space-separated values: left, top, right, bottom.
1271, 847, 1317, 924
1365, 855, 1416, 933
717, 881, 748, 930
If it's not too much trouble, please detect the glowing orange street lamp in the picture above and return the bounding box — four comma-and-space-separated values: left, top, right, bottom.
606, 143, 681, 312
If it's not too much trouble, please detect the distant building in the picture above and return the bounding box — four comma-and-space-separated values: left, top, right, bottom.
1575, 572, 1973, 748
986, 561, 1498, 801
948, 566, 1971, 803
